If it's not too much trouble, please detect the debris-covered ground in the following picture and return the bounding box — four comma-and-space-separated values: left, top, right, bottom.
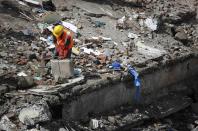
0, 0, 198, 130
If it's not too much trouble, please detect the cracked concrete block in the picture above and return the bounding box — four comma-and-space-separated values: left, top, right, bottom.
51, 59, 74, 81
89, 119, 99, 129
0, 115, 17, 131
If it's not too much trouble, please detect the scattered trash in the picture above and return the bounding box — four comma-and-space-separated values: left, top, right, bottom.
128, 32, 139, 39
144, 17, 158, 31
89, 119, 99, 129
81, 47, 101, 56
33, 77, 42, 81
72, 47, 80, 55
48, 44, 55, 49
93, 21, 106, 27
91, 36, 112, 41
37, 23, 49, 33
117, 16, 126, 25
40, 37, 47, 42
43, 21, 78, 34
17, 72, 28, 77
109, 61, 121, 71
62, 21, 78, 34
104, 48, 112, 57
40, 36, 55, 49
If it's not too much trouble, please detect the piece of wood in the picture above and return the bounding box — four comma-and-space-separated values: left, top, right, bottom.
19, 12, 33, 21
23, 0, 40, 6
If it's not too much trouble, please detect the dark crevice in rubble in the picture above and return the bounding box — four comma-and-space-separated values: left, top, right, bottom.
49, 104, 63, 119
0, 75, 17, 87
5, 29, 36, 41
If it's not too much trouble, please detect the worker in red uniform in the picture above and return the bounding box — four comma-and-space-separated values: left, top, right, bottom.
52, 25, 74, 59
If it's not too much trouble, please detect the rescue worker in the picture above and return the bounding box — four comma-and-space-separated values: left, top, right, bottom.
52, 25, 74, 59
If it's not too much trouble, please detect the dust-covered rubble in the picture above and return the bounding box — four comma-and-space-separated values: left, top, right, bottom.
0, 0, 198, 130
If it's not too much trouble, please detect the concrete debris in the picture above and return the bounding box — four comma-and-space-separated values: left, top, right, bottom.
86, 36, 112, 43
27, 129, 39, 131
51, 59, 74, 82
42, 12, 61, 24
175, 30, 188, 42
116, 16, 129, 29
128, 32, 139, 39
144, 17, 158, 31
18, 101, 52, 126
0, 85, 8, 94
192, 127, 198, 131
135, 40, 167, 58
0, 115, 17, 131
29, 75, 85, 93
93, 21, 106, 28
89, 119, 99, 129
18, 76, 35, 89
0, 0, 198, 130
59, 128, 69, 131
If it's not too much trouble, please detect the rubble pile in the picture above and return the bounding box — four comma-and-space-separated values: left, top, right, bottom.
0, 0, 197, 130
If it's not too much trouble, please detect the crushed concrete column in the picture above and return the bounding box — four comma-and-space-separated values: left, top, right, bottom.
51, 59, 74, 81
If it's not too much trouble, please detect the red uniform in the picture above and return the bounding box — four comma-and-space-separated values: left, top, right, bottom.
55, 29, 74, 59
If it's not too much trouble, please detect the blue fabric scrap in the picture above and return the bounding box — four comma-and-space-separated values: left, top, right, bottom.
111, 61, 121, 70
127, 65, 141, 101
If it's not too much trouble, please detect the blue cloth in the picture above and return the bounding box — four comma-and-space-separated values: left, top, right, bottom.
111, 61, 121, 70
128, 65, 141, 101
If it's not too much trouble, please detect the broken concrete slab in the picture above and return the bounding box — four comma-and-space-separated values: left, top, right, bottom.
18, 101, 52, 126
29, 75, 85, 94
62, 57, 198, 121
135, 40, 167, 59
42, 12, 61, 24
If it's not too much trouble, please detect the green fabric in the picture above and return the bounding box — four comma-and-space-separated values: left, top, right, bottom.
65, 38, 70, 46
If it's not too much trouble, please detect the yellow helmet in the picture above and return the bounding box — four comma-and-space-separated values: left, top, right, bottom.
53, 25, 64, 38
